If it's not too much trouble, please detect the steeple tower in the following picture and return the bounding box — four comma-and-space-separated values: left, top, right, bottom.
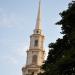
35, 0, 42, 30
22, 0, 45, 75
34, 0, 42, 34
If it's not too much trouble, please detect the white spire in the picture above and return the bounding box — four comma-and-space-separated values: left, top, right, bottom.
35, 0, 42, 30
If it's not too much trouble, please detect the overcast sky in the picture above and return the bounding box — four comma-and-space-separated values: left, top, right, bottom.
0, 0, 71, 75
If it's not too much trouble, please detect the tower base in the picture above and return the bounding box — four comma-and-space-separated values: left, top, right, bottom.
22, 64, 41, 75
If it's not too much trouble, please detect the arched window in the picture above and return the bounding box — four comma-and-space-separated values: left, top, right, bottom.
32, 55, 37, 64
34, 40, 38, 47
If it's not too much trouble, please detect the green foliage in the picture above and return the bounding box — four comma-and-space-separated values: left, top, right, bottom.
39, 1, 75, 75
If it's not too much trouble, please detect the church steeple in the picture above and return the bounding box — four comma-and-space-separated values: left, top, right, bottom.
35, 0, 42, 30
34, 0, 42, 34
22, 1, 45, 75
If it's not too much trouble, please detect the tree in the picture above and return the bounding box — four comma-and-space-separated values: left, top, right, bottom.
39, 1, 75, 75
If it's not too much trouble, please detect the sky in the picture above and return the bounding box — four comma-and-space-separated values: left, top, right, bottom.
0, 0, 71, 75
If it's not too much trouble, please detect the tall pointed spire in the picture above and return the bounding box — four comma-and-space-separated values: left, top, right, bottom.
35, 0, 42, 30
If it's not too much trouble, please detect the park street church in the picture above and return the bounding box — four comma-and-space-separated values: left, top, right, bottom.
22, 0, 45, 75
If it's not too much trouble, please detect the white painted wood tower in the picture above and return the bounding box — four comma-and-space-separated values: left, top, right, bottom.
22, 0, 45, 75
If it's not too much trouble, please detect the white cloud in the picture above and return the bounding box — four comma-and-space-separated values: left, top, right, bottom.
11, 45, 28, 61
0, 9, 14, 28
0, 55, 18, 64
0, 47, 27, 67
7, 56, 18, 64
45, 47, 49, 60
0, 8, 25, 28
0, 8, 3, 12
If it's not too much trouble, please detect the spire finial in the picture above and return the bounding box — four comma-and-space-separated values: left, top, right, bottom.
35, 0, 42, 30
